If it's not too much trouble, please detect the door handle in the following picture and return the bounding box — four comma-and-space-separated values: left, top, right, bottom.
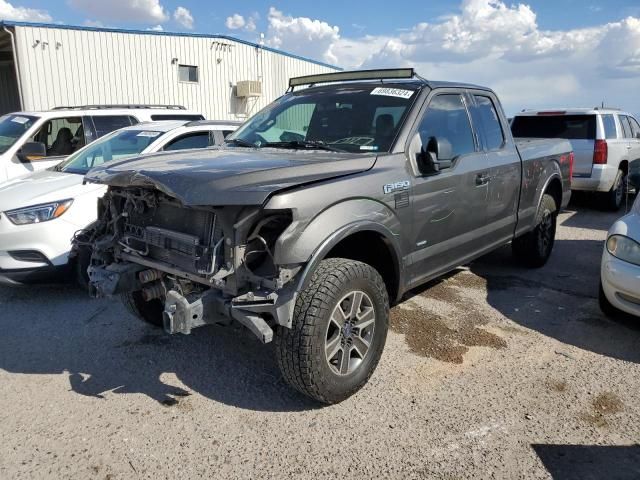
627, 145, 633, 150
476, 173, 490, 186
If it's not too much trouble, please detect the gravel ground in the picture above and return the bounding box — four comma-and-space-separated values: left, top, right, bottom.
1, 200, 639, 479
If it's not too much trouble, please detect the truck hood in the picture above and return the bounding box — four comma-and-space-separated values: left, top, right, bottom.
0, 168, 104, 212
85, 147, 377, 206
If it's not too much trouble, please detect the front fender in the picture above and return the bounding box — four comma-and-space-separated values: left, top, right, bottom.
274, 198, 402, 290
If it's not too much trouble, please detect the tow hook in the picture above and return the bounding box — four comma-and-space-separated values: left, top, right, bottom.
163, 290, 205, 335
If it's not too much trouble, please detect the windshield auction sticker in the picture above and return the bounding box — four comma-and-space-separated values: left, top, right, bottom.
11, 116, 29, 124
370, 87, 414, 99
136, 131, 162, 137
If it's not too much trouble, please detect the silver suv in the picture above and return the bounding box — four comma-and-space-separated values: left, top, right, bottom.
511, 108, 640, 210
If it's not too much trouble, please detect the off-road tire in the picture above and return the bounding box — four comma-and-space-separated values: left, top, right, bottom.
512, 193, 557, 268
121, 291, 164, 328
275, 258, 389, 404
599, 281, 621, 318
604, 169, 626, 211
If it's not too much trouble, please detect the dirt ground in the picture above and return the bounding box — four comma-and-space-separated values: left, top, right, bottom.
1, 200, 639, 479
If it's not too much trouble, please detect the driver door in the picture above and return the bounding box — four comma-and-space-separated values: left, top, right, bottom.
407, 91, 491, 286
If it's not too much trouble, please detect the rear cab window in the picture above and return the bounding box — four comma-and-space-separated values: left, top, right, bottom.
471, 95, 505, 150
511, 114, 596, 140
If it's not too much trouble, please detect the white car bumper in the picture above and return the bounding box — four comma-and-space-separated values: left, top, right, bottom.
572, 165, 619, 193
601, 249, 640, 318
0, 215, 82, 284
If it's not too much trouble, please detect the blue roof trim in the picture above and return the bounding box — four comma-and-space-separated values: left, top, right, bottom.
0, 20, 342, 71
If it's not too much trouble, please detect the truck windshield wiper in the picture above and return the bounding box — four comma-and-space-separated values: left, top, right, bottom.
261, 140, 344, 152
225, 138, 257, 148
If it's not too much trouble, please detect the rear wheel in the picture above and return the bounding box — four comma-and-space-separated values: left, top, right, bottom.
512, 193, 557, 268
275, 258, 389, 404
604, 169, 626, 211
121, 291, 164, 328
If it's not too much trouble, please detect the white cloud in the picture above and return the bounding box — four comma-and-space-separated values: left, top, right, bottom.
226, 12, 257, 32
69, 0, 168, 24
262, 1, 640, 114
265, 7, 340, 64
226, 13, 246, 30
0, 0, 51, 22
173, 6, 193, 29
147, 25, 163, 31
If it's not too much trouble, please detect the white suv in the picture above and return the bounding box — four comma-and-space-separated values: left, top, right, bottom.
511, 108, 640, 210
0, 119, 239, 285
0, 105, 204, 183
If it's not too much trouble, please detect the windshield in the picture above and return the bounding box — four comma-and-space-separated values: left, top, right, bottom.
0, 114, 38, 154
228, 85, 418, 153
57, 129, 163, 174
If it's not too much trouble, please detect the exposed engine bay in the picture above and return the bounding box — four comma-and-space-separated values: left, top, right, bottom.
77, 186, 300, 342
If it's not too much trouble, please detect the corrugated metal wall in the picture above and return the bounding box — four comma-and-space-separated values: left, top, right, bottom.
13, 25, 337, 120
0, 63, 20, 113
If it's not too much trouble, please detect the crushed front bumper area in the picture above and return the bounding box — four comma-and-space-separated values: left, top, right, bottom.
88, 262, 296, 343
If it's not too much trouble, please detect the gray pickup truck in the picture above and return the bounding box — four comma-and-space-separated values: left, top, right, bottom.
80, 69, 572, 404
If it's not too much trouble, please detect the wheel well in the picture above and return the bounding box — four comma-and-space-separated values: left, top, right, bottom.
546, 177, 562, 213
619, 160, 628, 175
325, 231, 399, 302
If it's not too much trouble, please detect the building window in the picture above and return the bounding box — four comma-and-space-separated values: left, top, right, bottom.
178, 64, 198, 83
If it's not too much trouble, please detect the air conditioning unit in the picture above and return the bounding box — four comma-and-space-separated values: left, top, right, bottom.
236, 80, 262, 98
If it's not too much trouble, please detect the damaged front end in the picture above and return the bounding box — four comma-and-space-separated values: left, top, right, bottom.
78, 186, 300, 343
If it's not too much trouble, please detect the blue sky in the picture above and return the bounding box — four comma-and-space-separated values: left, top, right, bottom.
2, 0, 640, 114
7, 0, 640, 36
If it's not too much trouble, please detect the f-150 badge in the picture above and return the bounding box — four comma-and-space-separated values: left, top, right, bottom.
383, 180, 410, 194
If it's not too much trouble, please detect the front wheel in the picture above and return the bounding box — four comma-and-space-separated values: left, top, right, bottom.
275, 258, 389, 404
512, 193, 557, 268
121, 291, 165, 328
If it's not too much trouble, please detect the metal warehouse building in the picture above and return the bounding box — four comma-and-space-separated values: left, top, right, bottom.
0, 21, 339, 118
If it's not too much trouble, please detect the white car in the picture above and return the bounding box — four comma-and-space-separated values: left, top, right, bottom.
0, 105, 204, 183
600, 194, 640, 318
0, 119, 239, 285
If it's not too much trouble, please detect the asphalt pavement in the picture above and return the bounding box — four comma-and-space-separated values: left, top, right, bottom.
1, 199, 639, 479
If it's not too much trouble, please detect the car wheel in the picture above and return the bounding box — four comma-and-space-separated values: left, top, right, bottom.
74, 244, 92, 290
599, 281, 622, 318
275, 258, 389, 404
121, 291, 165, 328
604, 169, 626, 211
512, 193, 557, 268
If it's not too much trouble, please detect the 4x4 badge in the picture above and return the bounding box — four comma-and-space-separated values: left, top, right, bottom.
383, 180, 410, 194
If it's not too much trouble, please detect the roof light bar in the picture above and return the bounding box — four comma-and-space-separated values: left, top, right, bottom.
289, 68, 416, 88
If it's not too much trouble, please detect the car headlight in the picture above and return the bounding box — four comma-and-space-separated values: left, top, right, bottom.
606, 234, 640, 266
4, 199, 73, 225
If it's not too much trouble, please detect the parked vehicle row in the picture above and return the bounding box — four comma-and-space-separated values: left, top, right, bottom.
0, 119, 238, 285
0, 105, 204, 183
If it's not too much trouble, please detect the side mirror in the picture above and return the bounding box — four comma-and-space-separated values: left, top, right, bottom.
17, 142, 47, 162
412, 134, 453, 175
